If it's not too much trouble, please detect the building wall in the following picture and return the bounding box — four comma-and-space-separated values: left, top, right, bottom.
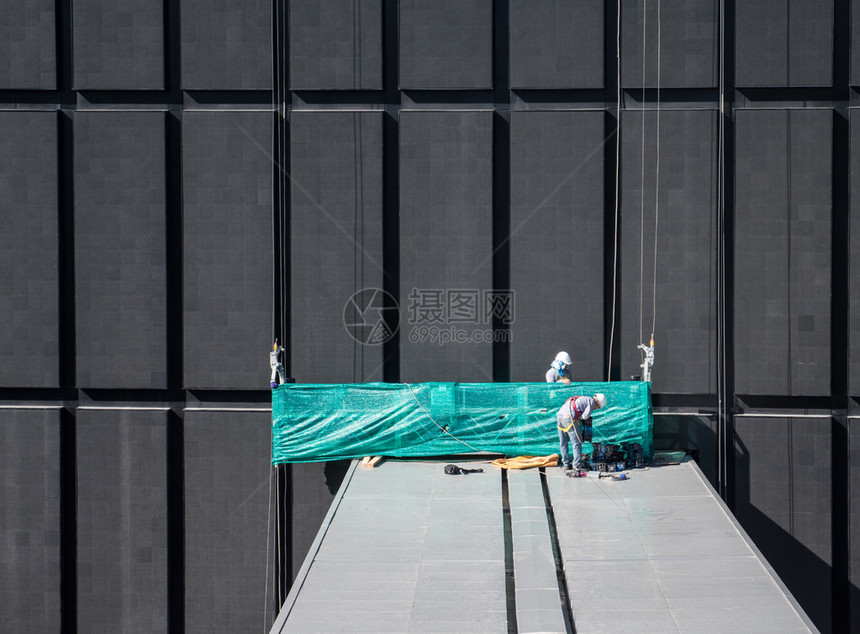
0, 0, 856, 632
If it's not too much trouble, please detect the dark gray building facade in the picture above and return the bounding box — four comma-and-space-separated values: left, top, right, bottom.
0, 0, 857, 631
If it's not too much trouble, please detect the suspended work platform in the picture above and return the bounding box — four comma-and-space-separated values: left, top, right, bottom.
272, 381, 653, 464
270, 456, 816, 633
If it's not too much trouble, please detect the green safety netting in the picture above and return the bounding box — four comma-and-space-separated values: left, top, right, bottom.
272, 381, 652, 464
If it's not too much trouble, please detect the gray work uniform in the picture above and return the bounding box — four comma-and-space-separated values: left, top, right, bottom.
557, 395, 595, 468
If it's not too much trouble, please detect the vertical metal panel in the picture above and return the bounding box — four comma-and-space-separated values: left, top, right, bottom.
0, 409, 61, 632
0, 0, 55, 89
508, 110, 604, 381
182, 112, 272, 389
509, 0, 603, 89
734, 109, 831, 395
399, 0, 493, 89
852, 1, 860, 86
181, 0, 271, 90
620, 110, 718, 393
290, 112, 384, 382
733, 416, 833, 631
76, 409, 168, 632
786, 0, 833, 85
850, 110, 860, 394
0, 112, 58, 387
621, 0, 718, 88
786, 111, 832, 392
183, 410, 273, 632
289, 0, 382, 90
736, 0, 833, 87
72, 0, 164, 89
74, 112, 167, 389
399, 111, 493, 381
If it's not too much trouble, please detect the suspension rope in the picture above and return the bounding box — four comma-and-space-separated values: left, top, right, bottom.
353, 113, 360, 382
278, 0, 288, 375
606, 0, 622, 382
275, 0, 282, 348
271, 0, 278, 348
276, 465, 283, 607
266, 1, 278, 628
651, 0, 662, 341
636, 0, 661, 365
638, 0, 648, 345
717, 0, 727, 497
264, 465, 274, 632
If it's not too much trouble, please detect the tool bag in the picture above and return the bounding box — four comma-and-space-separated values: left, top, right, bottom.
623, 442, 645, 468
444, 464, 483, 475
587, 444, 625, 472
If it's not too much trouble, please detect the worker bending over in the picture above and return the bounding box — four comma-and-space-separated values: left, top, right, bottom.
546, 351, 573, 384
557, 392, 606, 471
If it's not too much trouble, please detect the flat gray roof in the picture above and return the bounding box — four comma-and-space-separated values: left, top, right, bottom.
271, 456, 817, 633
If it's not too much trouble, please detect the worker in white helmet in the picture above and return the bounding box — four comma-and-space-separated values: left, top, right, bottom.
546, 351, 573, 384
557, 392, 607, 471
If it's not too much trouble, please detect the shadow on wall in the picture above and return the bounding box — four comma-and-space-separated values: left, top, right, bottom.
323, 460, 351, 495
288, 460, 352, 586
733, 434, 834, 633
654, 413, 839, 631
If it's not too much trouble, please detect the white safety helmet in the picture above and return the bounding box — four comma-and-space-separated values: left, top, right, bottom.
593, 393, 607, 409
554, 351, 572, 366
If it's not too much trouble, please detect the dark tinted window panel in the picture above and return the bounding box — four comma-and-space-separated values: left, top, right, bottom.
75, 112, 166, 388
399, 0, 492, 89
509, 0, 603, 89
181, 0, 270, 90
620, 110, 718, 393
289, 0, 382, 90
736, 0, 833, 87
0, 409, 61, 632
0, 112, 58, 387
735, 109, 831, 395
850, 110, 860, 394
0, 0, 55, 89
184, 410, 273, 631
733, 416, 833, 631
621, 0, 717, 88
852, 0, 860, 86
182, 112, 272, 389
74, 112, 166, 389
76, 409, 168, 633
508, 111, 604, 382
290, 112, 384, 382
399, 111, 493, 381
72, 0, 164, 89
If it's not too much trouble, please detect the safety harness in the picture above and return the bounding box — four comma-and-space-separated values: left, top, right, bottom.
558, 396, 593, 441
557, 396, 583, 432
